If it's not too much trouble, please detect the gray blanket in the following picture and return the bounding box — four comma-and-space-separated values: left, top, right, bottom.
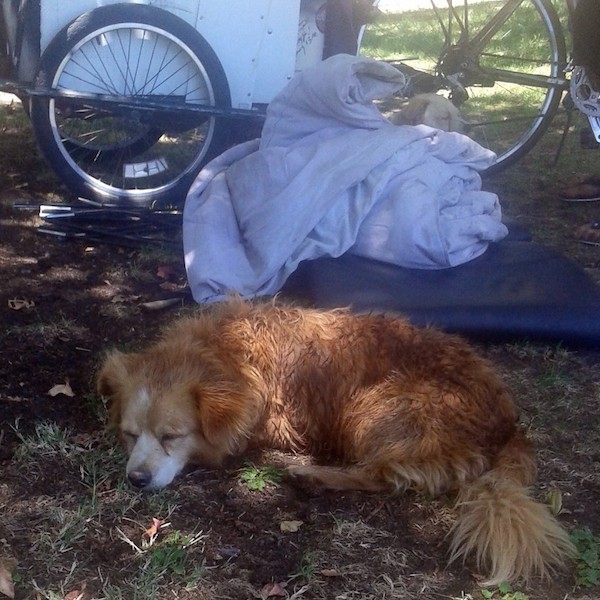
184, 54, 507, 303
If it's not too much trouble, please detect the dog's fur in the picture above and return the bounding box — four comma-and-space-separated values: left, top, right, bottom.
97, 300, 574, 585
391, 92, 465, 132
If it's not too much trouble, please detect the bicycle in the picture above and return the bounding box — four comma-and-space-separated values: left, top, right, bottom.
359, 0, 598, 176
0, 0, 595, 208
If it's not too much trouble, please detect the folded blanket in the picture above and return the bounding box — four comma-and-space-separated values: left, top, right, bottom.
184, 54, 507, 303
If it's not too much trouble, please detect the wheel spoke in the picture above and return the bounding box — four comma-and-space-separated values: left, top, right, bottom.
31, 4, 230, 207
359, 0, 566, 173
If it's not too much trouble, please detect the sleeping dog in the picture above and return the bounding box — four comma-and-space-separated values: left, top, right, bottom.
98, 300, 573, 586
391, 92, 465, 132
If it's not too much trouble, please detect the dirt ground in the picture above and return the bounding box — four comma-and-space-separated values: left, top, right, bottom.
0, 95, 599, 600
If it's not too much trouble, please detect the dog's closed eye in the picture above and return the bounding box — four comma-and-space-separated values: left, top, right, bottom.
160, 433, 183, 443
158, 432, 192, 452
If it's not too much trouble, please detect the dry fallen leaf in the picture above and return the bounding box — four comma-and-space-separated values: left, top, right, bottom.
279, 520, 304, 533
111, 294, 141, 304
156, 264, 181, 281
0, 557, 17, 598
546, 487, 570, 515
159, 281, 186, 292
259, 581, 287, 599
64, 587, 86, 600
143, 518, 163, 540
48, 379, 75, 397
7, 298, 34, 311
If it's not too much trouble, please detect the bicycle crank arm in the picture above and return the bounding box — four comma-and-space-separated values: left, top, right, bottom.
587, 116, 600, 143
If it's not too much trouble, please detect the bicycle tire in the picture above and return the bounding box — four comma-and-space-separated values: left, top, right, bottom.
30, 4, 231, 208
359, 0, 567, 175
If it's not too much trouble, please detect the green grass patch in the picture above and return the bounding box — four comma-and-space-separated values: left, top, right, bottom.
12, 420, 75, 463
238, 462, 282, 491
480, 582, 530, 599
571, 527, 600, 588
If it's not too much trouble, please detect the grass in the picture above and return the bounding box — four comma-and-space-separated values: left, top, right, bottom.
4, 319, 600, 600
5, 315, 89, 345
111, 527, 208, 599
571, 527, 600, 588
295, 551, 317, 580
134, 241, 183, 268
362, 1, 569, 69
360, 0, 571, 161
237, 461, 283, 491
11, 420, 75, 462
6, 410, 204, 599
481, 582, 531, 599
1, 4, 600, 599
453, 584, 533, 599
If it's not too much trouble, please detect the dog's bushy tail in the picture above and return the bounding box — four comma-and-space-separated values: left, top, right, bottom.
449, 431, 575, 586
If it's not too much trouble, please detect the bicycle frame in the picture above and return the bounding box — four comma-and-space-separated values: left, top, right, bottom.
0, 0, 600, 193
435, 0, 600, 143
435, 0, 569, 91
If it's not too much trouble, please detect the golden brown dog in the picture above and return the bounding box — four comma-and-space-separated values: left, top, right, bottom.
97, 300, 574, 585
391, 92, 465, 132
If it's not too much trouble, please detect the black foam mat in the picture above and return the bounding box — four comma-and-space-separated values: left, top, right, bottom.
281, 240, 600, 347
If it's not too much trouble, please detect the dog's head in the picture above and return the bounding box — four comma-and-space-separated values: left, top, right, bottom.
97, 342, 258, 490
392, 93, 465, 133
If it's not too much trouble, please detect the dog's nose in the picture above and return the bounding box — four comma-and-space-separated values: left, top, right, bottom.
128, 470, 152, 489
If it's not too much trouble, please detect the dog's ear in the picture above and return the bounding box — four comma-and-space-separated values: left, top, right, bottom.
193, 384, 256, 452
96, 351, 138, 398
97, 351, 142, 422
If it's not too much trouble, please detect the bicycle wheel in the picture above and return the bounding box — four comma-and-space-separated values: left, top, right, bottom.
359, 0, 567, 174
30, 4, 231, 208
